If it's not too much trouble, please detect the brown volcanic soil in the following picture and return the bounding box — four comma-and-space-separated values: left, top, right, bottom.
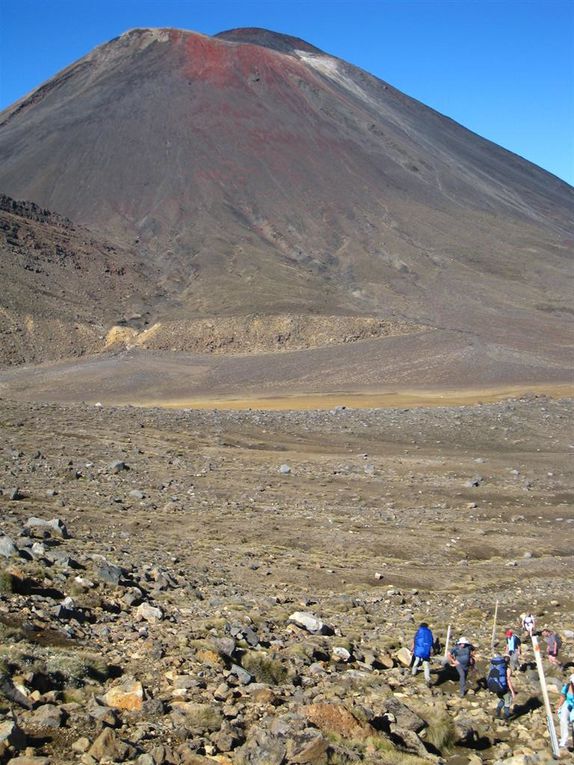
0, 394, 573, 762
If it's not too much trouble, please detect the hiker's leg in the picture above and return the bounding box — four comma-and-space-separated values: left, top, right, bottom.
495, 695, 504, 717
559, 704, 570, 747
411, 657, 420, 676
456, 664, 466, 696
503, 691, 512, 719
422, 659, 431, 684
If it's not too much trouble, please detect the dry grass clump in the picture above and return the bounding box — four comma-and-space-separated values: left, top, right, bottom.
409, 701, 456, 753
0, 569, 15, 594
241, 650, 288, 684
44, 648, 109, 685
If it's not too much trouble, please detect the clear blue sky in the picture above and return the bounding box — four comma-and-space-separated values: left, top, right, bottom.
1, 0, 573, 185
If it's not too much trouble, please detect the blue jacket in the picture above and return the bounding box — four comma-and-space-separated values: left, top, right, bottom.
413, 626, 433, 659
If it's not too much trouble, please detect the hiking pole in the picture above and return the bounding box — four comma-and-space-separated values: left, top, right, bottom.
443, 624, 451, 663
532, 635, 560, 759
491, 599, 499, 651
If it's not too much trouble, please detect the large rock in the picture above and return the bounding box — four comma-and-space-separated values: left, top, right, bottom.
286, 730, 329, 764
395, 647, 412, 667
26, 704, 65, 729
304, 703, 373, 741
24, 517, 68, 538
0, 720, 26, 751
389, 726, 431, 759
0, 536, 18, 558
94, 560, 123, 586
288, 612, 331, 635
88, 728, 130, 762
383, 698, 426, 733
235, 727, 287, 765
103, 679, 144, 711
135, 602, 163, 622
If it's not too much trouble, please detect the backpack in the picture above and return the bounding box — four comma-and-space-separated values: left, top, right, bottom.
487, 657, 508, 693
414, 627, 433, 659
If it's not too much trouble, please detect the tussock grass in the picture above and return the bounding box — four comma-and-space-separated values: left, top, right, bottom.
0, 569, 15, 594
241, 650, 288, 684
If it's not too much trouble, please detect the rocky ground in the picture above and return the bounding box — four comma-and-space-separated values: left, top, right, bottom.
0, 394, 572, 765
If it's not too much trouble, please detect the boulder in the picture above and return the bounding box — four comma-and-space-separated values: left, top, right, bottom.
88, 728, 130, 762
103, 679, 144, 711
135, 602, 163, 622
24, 517, 68, 538
289, 611, 330, 635
0, 536, 18, 558
26, 704, 65, 728
304, 703, 373, 741
395, 647, 412, 667
0, 720, 26, 751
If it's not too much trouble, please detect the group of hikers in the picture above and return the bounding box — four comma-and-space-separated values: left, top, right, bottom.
410, 614, 573, 752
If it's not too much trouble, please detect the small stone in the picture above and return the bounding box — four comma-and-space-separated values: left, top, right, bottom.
332, 646, 351, 662
135, 602, 163, 622
278, 464, 291, 474
71, 737, 90, 753
109, 460, 128, 473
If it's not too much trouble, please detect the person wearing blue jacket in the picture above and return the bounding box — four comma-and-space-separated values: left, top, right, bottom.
557, 674, 574, 751
410, 622, 434, 686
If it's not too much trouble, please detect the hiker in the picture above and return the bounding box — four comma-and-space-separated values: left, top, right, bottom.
410, 622, 434, 686
0, 669, 33, 710
522, 612, 535, 638
448, 636, 474, 697
556, 674, 574, 751
487, 653, 516, 721
505, 628, 521, 671
541, 628, 562, 667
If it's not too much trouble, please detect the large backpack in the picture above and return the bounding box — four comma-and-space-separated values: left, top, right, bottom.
487, 657, 508, 693
414, 627, 433, 659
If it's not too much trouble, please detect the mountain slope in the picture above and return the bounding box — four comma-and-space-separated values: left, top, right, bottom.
0, 27, 572, 375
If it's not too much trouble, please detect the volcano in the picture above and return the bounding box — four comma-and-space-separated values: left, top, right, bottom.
0, 27, 572, 387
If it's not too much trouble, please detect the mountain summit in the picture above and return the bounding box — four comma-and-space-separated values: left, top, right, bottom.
0, 27, 572, 377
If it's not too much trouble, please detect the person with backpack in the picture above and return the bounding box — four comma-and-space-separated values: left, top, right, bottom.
556, 674, 574, 751
505, 628, 522, 671
448, 636, 474, 697
410, 622, 434, 686
541, 628, 562, 667
487, 653, 516, 721
522, 613, 536, 638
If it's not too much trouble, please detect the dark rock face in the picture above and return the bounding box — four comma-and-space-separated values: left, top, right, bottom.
0, 26, 572, 375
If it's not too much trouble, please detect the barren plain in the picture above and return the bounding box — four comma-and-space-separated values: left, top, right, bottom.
0, 391, 573, 764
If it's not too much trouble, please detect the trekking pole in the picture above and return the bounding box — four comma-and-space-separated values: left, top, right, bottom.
490, 599, 499, 651
532, 635, 560, 759
443, 624, 451, 662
